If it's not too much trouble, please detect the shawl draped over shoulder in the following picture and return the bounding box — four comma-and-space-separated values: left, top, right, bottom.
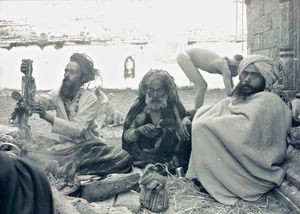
186, 92, 291, 205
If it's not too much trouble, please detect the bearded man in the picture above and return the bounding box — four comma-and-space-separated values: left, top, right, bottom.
122, 69, 191, 171
185, 55, 292, 205
28, 53, 132, 178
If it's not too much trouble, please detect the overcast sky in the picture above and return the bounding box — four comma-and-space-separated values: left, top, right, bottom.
0, 0, 247, 89
0, 0, 246, 39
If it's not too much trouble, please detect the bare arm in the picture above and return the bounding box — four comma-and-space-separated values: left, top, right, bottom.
216, 61, 233, 96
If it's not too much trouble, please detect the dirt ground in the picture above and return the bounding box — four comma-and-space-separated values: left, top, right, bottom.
0, 87, 226, 148
0, 88, 290, 213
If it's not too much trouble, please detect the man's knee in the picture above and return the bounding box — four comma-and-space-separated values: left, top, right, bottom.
176, 51, 191, 65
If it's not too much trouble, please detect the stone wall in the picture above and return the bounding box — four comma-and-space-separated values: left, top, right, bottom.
247, 0, 299, 91
246, 0, 280, 59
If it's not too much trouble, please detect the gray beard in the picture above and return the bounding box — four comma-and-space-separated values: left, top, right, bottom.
145, 94, 168, 111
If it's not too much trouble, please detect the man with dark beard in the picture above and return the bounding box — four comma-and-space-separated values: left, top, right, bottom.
185, 55, 292, 205
122, 69, 191, 171
27, 53, 132, 180
231, 64, 266, 100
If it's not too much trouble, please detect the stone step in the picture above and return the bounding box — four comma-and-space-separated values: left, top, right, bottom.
271, 181, 300, 214
283, 147, 300, 189
272, 147, 300, 213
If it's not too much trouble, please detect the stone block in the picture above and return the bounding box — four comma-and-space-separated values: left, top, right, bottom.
270, 9, 280, 29
269, 47, 280, 59
262, 29, 279, 48
114, 191, 141, 212
264, 0, 279, 14
251, 0, 264, 16
255, 15, 272, 34
252, 49, 270, 57
271, 181, 300, 214
282, 147, 300, 188
248, 34, 263, 51
247, 14, 256, 36
271, 147, 300, 213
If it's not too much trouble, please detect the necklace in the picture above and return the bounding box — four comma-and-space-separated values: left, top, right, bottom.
64, 89, 83, 118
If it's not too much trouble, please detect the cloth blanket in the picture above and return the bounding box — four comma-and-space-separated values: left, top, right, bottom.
186, 92, 291, 205
28, 139, 133, 180
0, 151, 54, 214
122, 98, 191, 169
52, 139, 133, 176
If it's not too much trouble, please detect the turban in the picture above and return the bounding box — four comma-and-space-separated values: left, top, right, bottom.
238, 55, 279, 89
70, 53, 95, 83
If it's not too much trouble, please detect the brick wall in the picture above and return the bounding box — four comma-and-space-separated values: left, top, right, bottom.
246, 0, 280, 60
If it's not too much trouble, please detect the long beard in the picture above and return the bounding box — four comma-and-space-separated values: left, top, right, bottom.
232, 82, 264, 99
59, 79, 81, 100
145, 94, 168, 111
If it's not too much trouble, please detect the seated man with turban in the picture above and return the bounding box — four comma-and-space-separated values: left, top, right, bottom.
185, 55, 292, 205
122, 69, 191, 171
25, 53, 132, 182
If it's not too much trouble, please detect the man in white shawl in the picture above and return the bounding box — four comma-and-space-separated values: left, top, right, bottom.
27, 53, 132, 179
186, 55, 292, 205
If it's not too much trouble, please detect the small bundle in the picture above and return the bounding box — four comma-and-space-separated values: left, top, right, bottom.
139, 164, 169, 212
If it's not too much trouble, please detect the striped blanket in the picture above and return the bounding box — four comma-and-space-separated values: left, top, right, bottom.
28, 139, 133, 181
52, 139, 133, 176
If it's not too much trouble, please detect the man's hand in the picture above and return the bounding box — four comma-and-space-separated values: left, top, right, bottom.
31, 101, 54, 125
135, 124, 161, 139
31, 101, 46, 118
178, 116, 192, 141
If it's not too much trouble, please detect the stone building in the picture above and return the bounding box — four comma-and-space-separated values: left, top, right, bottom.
246, 0, 299, 93
246, 0, 300, 213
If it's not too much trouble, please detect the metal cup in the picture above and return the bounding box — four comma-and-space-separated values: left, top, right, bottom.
175, 167, 184, 178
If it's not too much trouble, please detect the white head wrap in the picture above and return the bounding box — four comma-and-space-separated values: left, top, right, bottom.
238, 55, 279, 89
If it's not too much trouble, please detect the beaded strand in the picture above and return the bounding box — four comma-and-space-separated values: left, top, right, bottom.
64, 89, 83, 118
